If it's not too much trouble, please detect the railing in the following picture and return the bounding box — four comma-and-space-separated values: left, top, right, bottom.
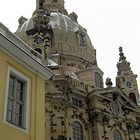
54, 74, 88, 92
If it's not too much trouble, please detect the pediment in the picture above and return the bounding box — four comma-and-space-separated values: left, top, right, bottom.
91, 87, 140, 114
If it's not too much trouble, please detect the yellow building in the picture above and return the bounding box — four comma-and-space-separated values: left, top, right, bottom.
0, 23, 53, 140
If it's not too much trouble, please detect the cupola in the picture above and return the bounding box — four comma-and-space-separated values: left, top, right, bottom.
36, 0, 68, 15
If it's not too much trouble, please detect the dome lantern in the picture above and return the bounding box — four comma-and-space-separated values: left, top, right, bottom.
36, 0, 67, 15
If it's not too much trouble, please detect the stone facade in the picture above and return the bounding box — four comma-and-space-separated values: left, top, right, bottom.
15, 0, 140, 140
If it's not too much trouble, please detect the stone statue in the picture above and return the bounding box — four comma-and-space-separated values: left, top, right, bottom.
106, 77, 113, 87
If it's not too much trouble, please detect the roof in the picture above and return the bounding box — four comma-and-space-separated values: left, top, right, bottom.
16, 12, 93, 49
0, 22, 53, 80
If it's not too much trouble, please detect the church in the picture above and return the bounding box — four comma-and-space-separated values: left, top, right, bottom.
0, 0, 140, 140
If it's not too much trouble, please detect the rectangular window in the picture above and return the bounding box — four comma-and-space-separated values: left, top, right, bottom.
4, 67, 29, 131
79, 33, 85, 47
77, 32, 85, 47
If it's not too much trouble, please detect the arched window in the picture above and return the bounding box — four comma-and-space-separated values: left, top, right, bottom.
129, 92, 137, 103
79, 33, 85, 47
110, 101, 120, 116
95, 72, 103, 88
113, 130, 121, 140
73, 121, 83, 140
76, 30, 86, 47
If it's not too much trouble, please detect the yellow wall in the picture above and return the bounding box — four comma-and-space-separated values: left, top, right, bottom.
0, 49, 45, 140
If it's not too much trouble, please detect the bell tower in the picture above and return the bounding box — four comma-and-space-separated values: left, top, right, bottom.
116, 47, 140, 104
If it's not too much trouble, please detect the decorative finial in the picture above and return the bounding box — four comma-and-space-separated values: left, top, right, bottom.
119, 46, 126, 61
106, 77, 113, 88
117, 47, 133, 75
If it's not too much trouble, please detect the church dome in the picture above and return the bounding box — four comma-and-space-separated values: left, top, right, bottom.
16, 12, 93, 48
15, 0, 103, 88
16, 10, 96, 65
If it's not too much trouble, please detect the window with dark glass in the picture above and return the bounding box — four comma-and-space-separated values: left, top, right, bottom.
95, 72, 103, 88
6, 74, 27, 129
73, 121, 83, 140
113, 130, 121, 140
72, 98, 82, 107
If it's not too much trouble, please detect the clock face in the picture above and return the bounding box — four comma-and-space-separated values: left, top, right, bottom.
126, 81, 132, 88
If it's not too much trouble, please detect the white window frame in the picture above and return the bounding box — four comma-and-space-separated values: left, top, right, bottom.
3, 66, 30, 133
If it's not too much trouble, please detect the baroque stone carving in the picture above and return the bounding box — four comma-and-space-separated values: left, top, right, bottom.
25, 9, 53, 58
117, 47, 133, 75
106, 77, 113, 87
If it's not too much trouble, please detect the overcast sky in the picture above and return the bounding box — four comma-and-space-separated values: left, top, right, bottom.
0, 0, 140, 88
